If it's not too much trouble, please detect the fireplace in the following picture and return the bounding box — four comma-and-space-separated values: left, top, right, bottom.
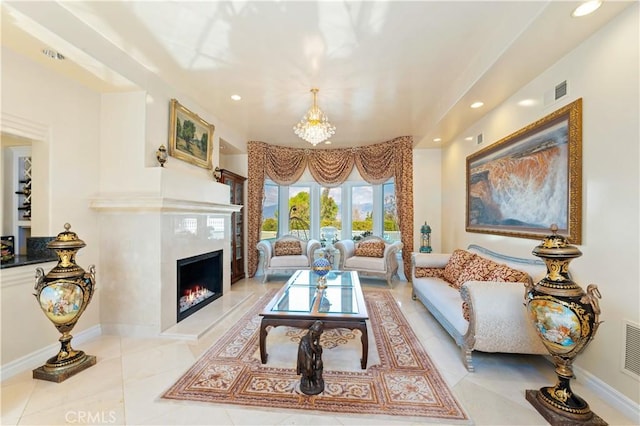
177, 250, 223, 322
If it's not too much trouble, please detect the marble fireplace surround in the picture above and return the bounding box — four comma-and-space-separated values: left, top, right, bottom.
90, 192, 241, 339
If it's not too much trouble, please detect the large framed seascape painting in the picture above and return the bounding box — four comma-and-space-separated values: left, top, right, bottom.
466, 98, 582, 244
169, 99, 214, 169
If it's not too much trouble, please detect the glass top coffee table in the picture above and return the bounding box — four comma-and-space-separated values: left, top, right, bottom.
259, 269, 369, 369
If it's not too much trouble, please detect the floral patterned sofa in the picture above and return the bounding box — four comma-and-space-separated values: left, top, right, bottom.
257, 234, 321, 283
411, 244, 548, 371
334, 236, 403, 286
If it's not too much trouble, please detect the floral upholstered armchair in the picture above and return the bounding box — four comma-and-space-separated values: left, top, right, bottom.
334, 236, 403, 286
256, 234, 321, 283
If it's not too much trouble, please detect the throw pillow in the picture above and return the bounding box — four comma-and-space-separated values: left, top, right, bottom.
274, 240, 303, 256
443, 249, 476, 288
455, 256, 498, 288
414, 267, 445, 279
487, 263, 530, 283
354, 240, 385, 258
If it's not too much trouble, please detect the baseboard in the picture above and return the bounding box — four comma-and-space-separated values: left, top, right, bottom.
1, 324, 102, 381
574, 364, 640, 422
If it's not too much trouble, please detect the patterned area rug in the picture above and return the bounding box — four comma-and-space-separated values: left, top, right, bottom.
162, 289, 468, 422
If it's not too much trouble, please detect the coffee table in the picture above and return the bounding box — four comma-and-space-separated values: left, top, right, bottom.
259, 270, 369, 369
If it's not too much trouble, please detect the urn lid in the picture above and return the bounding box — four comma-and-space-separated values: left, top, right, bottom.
47, 223, 86, 251
532, 224, 582, 259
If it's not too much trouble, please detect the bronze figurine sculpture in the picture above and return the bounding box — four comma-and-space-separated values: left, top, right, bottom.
297, 320, 325, 395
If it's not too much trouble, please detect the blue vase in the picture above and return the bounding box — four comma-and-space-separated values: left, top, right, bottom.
312, 256, 331, 277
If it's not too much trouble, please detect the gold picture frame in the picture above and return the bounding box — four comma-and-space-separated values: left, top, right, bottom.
466, 98, 582, 244
169, 99, 214, 169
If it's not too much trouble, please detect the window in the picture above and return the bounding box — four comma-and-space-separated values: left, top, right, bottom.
261, 183, 279, 240
383, 181, 400, 242
288, 186, 310, 240
320, 187, 341, 244
351, 185, 373, 240
262, 179, 397, 242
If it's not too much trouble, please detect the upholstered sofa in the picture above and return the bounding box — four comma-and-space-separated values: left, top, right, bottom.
335, 236, 403, 286
411, 244, 548, 371
256, 235, 321, 283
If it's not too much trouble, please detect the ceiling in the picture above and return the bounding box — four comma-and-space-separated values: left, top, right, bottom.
1, 1, 633, 153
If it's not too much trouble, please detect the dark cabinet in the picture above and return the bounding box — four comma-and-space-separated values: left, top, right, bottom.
219, 169, 246, 284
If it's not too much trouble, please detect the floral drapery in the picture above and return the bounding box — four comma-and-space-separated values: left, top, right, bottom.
247, 136, 414, 279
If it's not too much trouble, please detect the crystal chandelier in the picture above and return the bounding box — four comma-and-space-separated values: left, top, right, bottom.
293, 88, 336, 145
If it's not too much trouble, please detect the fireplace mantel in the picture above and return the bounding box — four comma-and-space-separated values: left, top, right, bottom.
89, 195, 241, 214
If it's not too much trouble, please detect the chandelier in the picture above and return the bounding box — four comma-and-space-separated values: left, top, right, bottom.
293, 88, 336, 145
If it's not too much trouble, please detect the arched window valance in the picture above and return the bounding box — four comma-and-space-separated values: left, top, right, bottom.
246, 136, 414, 278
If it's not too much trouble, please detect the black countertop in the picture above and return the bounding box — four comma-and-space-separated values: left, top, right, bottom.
1, 255, 57, 269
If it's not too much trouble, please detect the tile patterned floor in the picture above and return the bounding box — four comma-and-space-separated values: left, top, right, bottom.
1, 277, 635, 425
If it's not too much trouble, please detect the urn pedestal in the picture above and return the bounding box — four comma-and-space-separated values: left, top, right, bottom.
32, 223, 96, 383
525, 226, 606, 425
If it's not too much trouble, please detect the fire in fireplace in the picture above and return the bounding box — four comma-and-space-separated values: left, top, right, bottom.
176, 250, 223, 322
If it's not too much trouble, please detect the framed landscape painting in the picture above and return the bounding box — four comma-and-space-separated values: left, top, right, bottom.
466, 98, 582, 244
169, 99, 214, 169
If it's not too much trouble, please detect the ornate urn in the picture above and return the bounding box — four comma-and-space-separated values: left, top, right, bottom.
33, 223, 96, 382
525, 225, 604, 424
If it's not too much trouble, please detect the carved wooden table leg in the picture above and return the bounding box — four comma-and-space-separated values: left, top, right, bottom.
259, 318, 270, 363
357, 321, 368, 369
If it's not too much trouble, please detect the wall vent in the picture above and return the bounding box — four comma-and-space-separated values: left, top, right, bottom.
476, 133, 483, 145
555, 80, 568, 100
622, 320, 640, 379
544, 80, 569, 106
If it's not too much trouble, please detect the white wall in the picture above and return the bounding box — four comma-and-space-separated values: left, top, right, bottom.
220, 154, 248, 179
1, 48, 102, 364
441, 5, 639, 403
412, 149, 442, 252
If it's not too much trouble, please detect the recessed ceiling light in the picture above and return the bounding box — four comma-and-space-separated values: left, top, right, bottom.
230, 94, 242, 101
42, 49, 65, 60
470, 101, 484, 109
324, 140, 332, 145
465, 136, 473, 141
518, 99, 537, 107
433, 138, 442, 142
572, 1, 602, 17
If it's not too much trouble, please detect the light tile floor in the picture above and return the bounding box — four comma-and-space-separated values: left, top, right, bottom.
1, 277, 636, 425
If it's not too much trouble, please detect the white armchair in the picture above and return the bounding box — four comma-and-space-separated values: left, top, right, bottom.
256, 234, 321, 283
335, 236, 403, 286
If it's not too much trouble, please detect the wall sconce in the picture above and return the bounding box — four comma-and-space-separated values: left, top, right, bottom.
213, 167, 221, 182
420, 221, 432, 253
156, 145, 168, 167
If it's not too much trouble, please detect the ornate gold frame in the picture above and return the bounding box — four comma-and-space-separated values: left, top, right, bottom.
168, 99, 214, 169
466, 98, 582, 244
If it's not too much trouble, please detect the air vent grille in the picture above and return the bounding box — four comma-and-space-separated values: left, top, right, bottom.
477, 133, 483, 145
623, 320, 640, 379
555, 80, 568, 100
